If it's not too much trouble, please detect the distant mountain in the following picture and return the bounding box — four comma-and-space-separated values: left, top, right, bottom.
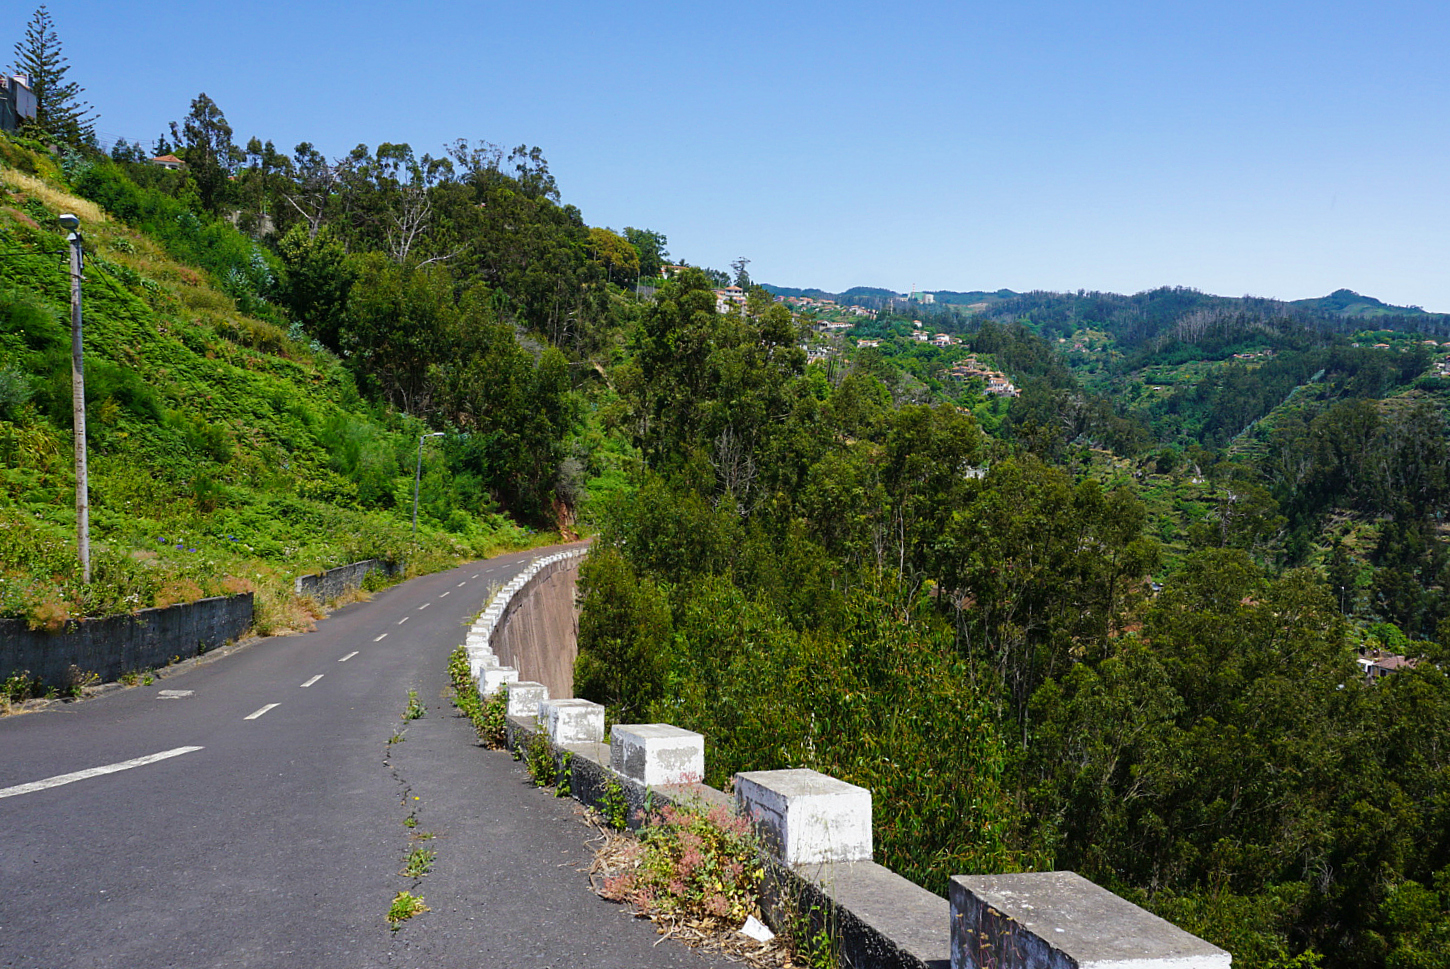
1289, 289, 1428, 318
929, 289, 1019, 306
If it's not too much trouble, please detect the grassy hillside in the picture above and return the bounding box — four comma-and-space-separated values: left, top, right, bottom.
0, 139, 546, 640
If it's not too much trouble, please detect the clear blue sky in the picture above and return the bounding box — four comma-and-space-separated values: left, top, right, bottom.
26, 0, 1450, 310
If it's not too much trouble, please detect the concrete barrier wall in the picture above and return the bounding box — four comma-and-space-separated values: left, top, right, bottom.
489, 555, 580, 699
294, 558, 399, 601
463, 547, 587, 699
0, 593, 254, 687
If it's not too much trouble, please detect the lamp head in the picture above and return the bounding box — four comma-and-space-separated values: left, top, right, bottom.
58, 213, 80, 231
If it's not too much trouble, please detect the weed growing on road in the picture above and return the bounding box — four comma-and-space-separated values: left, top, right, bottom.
600, 778, 629, 830
403, 689, 425, 720
388, 728, 406, 745
446, 645, 508, 747
386, 891, 428, 929
118, 668, 156, 687
525, 732, 557, 787
555, 750, 574, 798
403, 816, 417, 828
402, 846, 436, 878
1, 670, 37, 711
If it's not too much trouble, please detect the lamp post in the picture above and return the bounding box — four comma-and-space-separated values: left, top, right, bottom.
60, 213, 89, 583
413, 432, 445, 538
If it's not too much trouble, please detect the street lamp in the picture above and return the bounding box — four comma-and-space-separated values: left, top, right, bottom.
60, 213, 89, 583
413, 432, 445, 538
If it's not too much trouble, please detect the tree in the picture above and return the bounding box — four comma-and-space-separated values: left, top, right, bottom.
731, 256, 751, 289
623, 227, 668, 280
587, 227, 640, 286
11, 5, 94, 144
170, 93, 240, 214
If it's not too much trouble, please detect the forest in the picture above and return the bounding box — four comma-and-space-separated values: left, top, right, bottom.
3, 63, 1450, 969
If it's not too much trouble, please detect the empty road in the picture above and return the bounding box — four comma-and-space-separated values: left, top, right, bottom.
0, 545, 727, 968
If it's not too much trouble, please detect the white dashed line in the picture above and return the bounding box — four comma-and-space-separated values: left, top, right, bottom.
397, 617, 409, 625
457, 581, 467, 587
244, 704, 280, 720
339, 651, 358, 662
472, 574, 479, 579
157, 690, 192, 699
300, 675, 323, 688
373, 633, 388, 641
439, 591, 450, 598
417, 602, 430, 610
0, 746, 204, 800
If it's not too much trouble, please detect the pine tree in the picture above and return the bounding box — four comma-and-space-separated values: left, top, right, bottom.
12, 5, 95, 144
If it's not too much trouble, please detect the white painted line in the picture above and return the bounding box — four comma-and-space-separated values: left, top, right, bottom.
339, 651, 359, 662
457, 581, 467, 587
0, 746, 203, 800
373, 633, 388, 641
417, 602, 431, 610
300, 675, 323, 688
472, 574, 480, 578
397, 617, 409, 625
157, 690, 192, 699
439, 591, 450, 598
244, 703, 280, 720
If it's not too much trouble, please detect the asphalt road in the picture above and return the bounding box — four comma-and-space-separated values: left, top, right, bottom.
0, 545, 730, 969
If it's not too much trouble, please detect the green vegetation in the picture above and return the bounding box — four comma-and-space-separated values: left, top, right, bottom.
600, 801, 764, 926
599, 777, 629, 831
402, 689, 424, 721
401, 846, 435, 879
572, 270, 1450, 969
447, 645, 508, 748
385, 891, 427, 929
524, 731, 557, 787
0, 111, 655, 644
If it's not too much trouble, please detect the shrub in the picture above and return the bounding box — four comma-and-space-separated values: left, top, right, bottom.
600, 801, 764, 928
525, 732, 557, 787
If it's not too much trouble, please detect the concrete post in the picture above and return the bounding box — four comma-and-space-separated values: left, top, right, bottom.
735, 768, 872, 866
611, 724, 705, 786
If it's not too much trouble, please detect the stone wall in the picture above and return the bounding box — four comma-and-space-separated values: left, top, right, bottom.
0, 593, 254, 687
294, 558, 399, 601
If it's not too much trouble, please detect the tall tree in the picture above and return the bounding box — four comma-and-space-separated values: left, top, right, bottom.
170, 93, 240, 214
11, 5, 95, 144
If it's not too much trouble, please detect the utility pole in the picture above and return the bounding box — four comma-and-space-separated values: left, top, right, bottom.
60, 213, 89, 583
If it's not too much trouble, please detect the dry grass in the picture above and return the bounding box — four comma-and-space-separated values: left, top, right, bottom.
0, 168, 106, 224
583, 809, 794, 969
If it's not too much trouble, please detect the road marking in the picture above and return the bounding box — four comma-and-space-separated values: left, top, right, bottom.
472, 573, 479, 578
0, 746, 203, 799
300, 675, 323, 688
157, 690, 192, 699
397, 617, 409, 625
439, 591, 450, 598
373, 633, 388, 641
457, 581, 467, 587
339, 651, 358, 662
244, 703, 280, 720
417, 602, 431, 610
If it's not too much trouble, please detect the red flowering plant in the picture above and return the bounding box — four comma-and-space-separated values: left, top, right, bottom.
600, 800, 765, 928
